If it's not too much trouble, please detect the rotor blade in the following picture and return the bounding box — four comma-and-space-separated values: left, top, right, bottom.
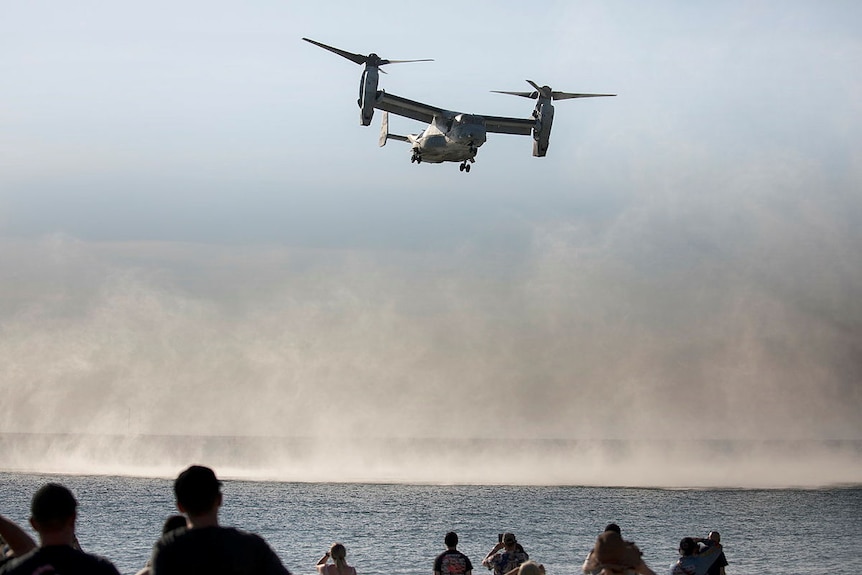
302, 37, 367, 65
525, 80, 616, 100
491, 90, 538, 99
380, 58, 434, 65
551, 92, 617, 100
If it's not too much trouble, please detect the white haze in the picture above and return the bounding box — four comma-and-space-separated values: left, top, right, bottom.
1, 152, 861, 487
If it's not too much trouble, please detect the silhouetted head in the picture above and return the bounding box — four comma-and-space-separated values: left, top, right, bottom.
330, 543, 347, 561
604, 523, 621, 534
162, 514, 188, 534
518, 561, 543, 575
707, 531, 720, 543
445, 532, 459, 547
679, 537, 697, 556
502, 532, 517, 549
174, 465, 222, 516
31, 484, 77, 532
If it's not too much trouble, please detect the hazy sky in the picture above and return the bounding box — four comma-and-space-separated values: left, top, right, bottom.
1, 1, 861, 483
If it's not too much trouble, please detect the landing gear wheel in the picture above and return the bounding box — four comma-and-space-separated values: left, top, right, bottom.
465, 163, 471, 173
459, 163, 465, 172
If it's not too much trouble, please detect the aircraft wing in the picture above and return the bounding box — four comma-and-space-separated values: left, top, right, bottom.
482, 115, 535, 136
375, 90, 536, 135
374, 91, 443, 125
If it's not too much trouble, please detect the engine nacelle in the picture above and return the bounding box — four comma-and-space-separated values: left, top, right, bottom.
532, 100, 555, 157
358, 67, 380, 126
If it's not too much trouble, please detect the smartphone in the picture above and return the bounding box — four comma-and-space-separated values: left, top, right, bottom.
498, 534, 503, 543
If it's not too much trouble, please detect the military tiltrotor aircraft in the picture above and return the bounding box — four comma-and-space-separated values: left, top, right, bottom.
303, 38, 615, 172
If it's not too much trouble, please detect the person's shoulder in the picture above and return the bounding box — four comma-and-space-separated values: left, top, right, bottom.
1, 547, 119, 575
221, 527, 284, 561
83, 551, 122, 575
219, 526, 271, 546
156, 526, 189, 547
0, 549, 34, 575
65, 547, 122, 575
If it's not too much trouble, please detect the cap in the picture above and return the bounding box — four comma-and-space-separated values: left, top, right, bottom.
174, 465, 222, 515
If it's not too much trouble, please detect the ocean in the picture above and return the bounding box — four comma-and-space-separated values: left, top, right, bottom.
2, 472, 860, 575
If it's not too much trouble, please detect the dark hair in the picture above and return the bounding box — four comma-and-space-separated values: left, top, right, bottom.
679, 537, 697, 556
162, 514, 188, 534
445, 532, 458, 547
31, 484, 77, 528
604, 523, 621, 534
174, 465, 222, 515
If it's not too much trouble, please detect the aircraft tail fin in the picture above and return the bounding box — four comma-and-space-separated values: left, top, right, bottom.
379, 111, 410, 147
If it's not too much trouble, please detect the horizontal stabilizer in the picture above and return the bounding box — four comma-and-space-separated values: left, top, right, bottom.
379, 111, 410, 147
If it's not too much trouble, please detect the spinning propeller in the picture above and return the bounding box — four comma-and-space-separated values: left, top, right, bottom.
301, 38, 433, 72
492, 80, 615, 100
302, 37, 434, 126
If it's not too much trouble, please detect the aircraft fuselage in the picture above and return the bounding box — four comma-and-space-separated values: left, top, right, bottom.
411, 113, 487, 163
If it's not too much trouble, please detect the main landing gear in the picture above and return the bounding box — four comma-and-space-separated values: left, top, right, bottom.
411, 149, 422, 163
459, 144, 477, 173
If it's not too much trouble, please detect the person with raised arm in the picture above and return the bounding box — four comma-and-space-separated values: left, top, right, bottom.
0, 484, 120, 575
317, 543, 356, 575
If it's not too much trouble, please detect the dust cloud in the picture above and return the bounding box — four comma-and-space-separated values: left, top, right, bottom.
1, 155, 861, 487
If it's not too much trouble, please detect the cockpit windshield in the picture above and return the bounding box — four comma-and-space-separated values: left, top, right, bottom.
455, 114, 485, 127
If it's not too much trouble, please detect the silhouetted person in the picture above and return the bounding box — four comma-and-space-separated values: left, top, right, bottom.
693, 532, 726, 575
150, 465, 291, 575
0, 483, 120, 575
669, 537, 722, 575
482, 533, 528, 575
135, 515, 189, 575
316, 543, 356, 575
434, 532, 473, 575
582, 524, 656, 575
